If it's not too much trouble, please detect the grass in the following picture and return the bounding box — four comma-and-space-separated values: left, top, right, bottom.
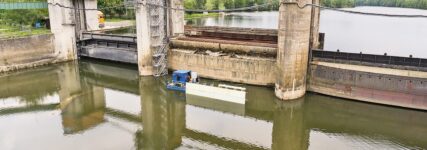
185, 12, 220, 19
0, 23, 51, 39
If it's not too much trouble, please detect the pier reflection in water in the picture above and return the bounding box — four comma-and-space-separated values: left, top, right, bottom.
0, 60, 426, 150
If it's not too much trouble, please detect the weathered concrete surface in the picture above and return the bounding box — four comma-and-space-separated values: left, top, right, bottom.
168, 49, 276, 86
276, 0, 313, 100
136, 0, 154, 76
0, 34, 62, 73
48, 0, 77, 61
170, 0, 184, 36
170, 39, 277, 57
84, 0, 99, 31
308, 61, 427, 110
310, 0, 320, 49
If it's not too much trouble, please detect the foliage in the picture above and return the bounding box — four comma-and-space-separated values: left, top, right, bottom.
0, 24, 50, 39
353, 0, 427, 9
0, 0, 45, 2
98, 0, 134, 19
184, 0, 280, 11
0, 9, 48, 25
183, 0, 427, 11
184, 12, 220, 19
322, 0, 356, 8
321, 0, 427, 9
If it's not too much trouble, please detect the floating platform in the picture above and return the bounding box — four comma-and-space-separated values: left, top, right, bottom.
186, 83, 246, 104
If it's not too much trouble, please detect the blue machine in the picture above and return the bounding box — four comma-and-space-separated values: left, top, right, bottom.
166, 70, 192, 92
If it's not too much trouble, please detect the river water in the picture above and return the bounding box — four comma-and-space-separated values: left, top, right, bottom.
187, 6, 427, 58
0, 60, 426, 150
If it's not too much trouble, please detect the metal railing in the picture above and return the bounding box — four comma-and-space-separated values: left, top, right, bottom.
148, 0, 168, 77
312, 49, 427, 68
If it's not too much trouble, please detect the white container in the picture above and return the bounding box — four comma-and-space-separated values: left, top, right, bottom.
186, 83, 246, 104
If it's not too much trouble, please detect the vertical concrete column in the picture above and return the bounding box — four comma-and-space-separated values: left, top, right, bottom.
48, 0, 78, 61
276, 0, 313, 100
170, 0, 184, 36
136, 0, 153, 76
310, 0, 320, 49
84, 0, 99, 31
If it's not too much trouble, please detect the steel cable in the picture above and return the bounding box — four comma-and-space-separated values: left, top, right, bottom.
142, 2, 272, 13
46, 1, 427, 18
291, 2, 427, 18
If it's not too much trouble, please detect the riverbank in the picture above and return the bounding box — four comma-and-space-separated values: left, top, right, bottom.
322, 0, 427, 10
0, 24, 50, 39
185, 13, 220, 19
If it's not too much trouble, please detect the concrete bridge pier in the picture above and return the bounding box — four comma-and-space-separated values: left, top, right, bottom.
275, 0, 313, 100
136, 0, 182, 76
135, 0, 154, 76
310, 0, 321, 49
83, 0, 99, 31
48, 0, 78, 61
48, 0, 99, 61
169, 0, 184, 36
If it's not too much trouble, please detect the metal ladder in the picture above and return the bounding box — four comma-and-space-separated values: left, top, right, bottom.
148, 0, 168, 77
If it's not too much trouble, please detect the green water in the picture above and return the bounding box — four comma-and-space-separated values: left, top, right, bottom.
0, 59, 426, 150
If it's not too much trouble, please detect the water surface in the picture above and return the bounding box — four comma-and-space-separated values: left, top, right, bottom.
0, 60, 426, 149
187, 6, 427, 58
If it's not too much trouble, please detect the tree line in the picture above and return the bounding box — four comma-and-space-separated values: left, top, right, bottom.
184, 0, 280, 11
322, 0, 427, 9
184, 0, 427, 11
2, 0, 427, 26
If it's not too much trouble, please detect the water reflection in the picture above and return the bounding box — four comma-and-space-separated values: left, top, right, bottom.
0, 60, 426, 149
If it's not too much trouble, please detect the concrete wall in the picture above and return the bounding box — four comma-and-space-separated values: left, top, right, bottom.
308, 61, 427, 110
170, 39, 277, 57
0, 34, 60, 73
168, 49, 276, 86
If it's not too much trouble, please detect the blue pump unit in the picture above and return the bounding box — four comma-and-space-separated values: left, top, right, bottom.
167, 70, 192, 92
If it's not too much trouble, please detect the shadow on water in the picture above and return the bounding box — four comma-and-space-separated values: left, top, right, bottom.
0, 59, 426, 149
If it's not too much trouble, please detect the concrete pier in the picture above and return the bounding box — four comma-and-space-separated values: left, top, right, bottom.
84, 0, 99, 31
170, 0, 184, 36
48, 0, 78, 61
275, 0, 313, 100
135, 0, 154, 76
310, 0, 320, 49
